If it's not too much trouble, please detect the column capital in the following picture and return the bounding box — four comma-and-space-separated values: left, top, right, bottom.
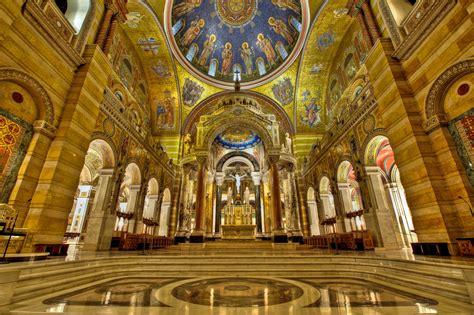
98, 168, 114, 176
365, 166, 381, 174
129, 184, 141, 191
215, 172, 225, 186
251, 171, 262, 186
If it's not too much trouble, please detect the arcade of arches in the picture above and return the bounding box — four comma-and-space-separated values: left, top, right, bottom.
0, 0, 473, 313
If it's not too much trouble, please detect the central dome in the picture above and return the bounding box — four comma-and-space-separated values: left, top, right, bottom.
216, 0, 257, 27
165, 0, 308, 89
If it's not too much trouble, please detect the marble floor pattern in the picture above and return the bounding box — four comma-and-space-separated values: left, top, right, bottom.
7, 276, 472, 314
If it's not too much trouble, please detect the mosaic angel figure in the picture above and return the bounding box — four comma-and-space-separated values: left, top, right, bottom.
221, 42, 233, 76
173, 0, 202, 18
271, 0, 301, 14
240, 42, 253, 75
198, 34, 216, 66
181, 18, 205, 46
268, 17, 294, 45
256, 33, 277, 66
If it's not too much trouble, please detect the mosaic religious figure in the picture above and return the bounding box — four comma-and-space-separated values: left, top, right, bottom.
268, 17, 294, 45
198, 34, 216, 66
301, 99, 322, 128
181, 18, 205, 46
240, 42, 253, 75
173, 0, 202, 18
272, 78, 293, 105
182, 78, 204, 106
256, 33, 277, 66
271, 0, 301, 14
221, 42, 233, 76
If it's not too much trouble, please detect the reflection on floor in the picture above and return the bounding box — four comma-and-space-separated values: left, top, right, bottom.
10, 276, 461, 314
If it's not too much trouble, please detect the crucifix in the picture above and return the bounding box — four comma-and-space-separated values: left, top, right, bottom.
229, 173, 247, 194
234, 69, 241, 91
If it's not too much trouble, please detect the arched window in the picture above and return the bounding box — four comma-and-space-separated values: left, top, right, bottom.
54, 0, 92, 33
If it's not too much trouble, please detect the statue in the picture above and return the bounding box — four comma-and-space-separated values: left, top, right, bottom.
227, 184, 233, 204
229, 173, 246, 192
285, 132, 292, 153
183, 133, 192, 155
243, 186, 250, 205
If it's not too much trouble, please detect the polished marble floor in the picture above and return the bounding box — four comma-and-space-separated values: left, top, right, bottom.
8, 276, 471, 314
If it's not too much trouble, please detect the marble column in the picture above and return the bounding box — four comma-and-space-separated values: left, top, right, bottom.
361, 1, 381, 42
288, 167, 303, 242
126, 184, 141, 233
95, 6, 114, 48
338, 183, 354, 232
214, 172, 225, 236
103, 15, 118, 55
205, 172, 215, 238
387, 182, 417, 246
270, 159, 287, 243
176, 166, 190, 236
190, 158, 206, 243
82, 168, 115, 251
251, 172, 262, 235
364, 166, 400, 248
357, 12, 373, 47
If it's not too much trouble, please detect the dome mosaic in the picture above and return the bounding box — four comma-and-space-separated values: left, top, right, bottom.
214, 126, 262, 150
165, 0, 309, 89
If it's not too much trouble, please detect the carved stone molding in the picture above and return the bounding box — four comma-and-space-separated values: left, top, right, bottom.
0, 68, 55, 125
391, 0, 457, 60
424, 59, 474, 133
33, 120, 56, 139
23, 0, 85, 67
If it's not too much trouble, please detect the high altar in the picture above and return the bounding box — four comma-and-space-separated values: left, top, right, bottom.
221, 195, 256, 240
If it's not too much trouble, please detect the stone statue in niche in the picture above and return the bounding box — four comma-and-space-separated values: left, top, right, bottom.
244, 186, 250, 205
227, 184, 233, 204
183, 133, 192, 155
285, 132, 292, 153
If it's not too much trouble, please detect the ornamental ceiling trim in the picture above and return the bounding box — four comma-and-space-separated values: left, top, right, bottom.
182, 90, 294, 135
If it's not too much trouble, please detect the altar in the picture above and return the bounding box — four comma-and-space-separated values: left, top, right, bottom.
220, 195, 256, 240
221, 224, 256, 240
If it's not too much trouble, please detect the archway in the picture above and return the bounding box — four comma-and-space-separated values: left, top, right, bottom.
337, 160, 365, 232
319, 176, 336, 233
141, 178, 159, 235
364, 135, 417, 247
114, 162, 141, 233
158, 188, 172, 236
306, 187, 320, 236
66, 138, 116, 252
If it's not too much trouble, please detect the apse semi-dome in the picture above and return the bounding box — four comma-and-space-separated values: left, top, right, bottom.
165, 0, 309, 89
214, 126, 262, 150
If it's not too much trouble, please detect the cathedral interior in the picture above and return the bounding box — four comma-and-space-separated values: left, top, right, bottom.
0, 0, 473, 313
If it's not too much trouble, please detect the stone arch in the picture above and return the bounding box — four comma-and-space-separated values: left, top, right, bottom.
216, 151, 260, 172
361, 129, 389, 164
182, 91, 294, 135
0, 68, 54, 125
319, 176, 331, 194
306, 186, 320, 236
424, 59, 474, 131
124, 162, 142, 185
89, 134, 117, 169
337, 160, 353, 184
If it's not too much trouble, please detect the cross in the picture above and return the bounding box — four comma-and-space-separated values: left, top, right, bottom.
234, 69, 241, 82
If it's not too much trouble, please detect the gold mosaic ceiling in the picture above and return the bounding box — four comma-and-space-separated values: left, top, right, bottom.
120, 0, 357, 138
